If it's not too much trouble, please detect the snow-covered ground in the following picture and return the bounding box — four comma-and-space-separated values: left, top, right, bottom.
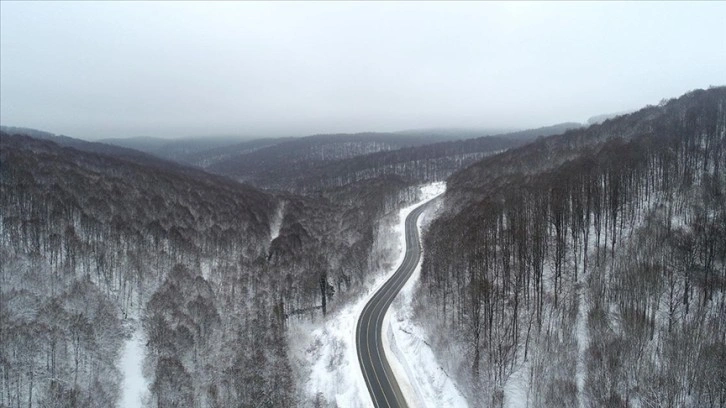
289, 182, 456, 407
119, 327, 149, 408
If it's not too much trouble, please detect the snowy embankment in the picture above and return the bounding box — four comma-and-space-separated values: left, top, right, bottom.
383, 184, 469, 408
289, 182, 457, 407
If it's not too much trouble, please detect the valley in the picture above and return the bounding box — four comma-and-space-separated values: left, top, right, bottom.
1, 3, 724, 406
2, 87, 724, 407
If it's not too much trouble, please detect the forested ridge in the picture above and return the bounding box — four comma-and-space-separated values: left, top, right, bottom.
206, 124, 578, 193
19, 123, 578, 196
263, 124, 580, 193
418, 87, 726, 407
0, 133, 420, 407
97, 135, 295, 169
0, 126, 194, 174
206, 132, 441, 186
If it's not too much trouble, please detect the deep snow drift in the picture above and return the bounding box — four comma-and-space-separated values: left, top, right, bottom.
289, 182, 466, 407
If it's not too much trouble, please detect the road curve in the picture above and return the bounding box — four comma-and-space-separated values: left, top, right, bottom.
356, 198, 436, 408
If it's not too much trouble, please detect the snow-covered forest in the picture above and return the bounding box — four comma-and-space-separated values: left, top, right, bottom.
418, 87, 726, 407
3, 1, 726, 406
1, 86, 725, 408
0, 134, 422, 406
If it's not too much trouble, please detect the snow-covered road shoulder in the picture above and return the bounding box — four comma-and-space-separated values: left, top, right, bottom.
383, 183, 469, 408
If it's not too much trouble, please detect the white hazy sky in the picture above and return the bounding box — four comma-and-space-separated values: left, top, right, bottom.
1, 1, 724, 140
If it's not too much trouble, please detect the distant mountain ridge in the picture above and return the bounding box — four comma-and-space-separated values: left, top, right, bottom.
206, 122, 581, 191
3, 125, 529, 171
98, 134, 290, 166
4, 123, 581, 194
189, 129, 508, 171
1, 125, 184, 169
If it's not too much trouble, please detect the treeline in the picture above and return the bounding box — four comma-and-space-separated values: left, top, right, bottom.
418, 87, 726, 407
0, 133, 421, 407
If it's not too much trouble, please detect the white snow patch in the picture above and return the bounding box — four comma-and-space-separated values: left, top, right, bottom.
575, 282, 590, 408
290, 182, 446, 407
503, 362, 530, 408
119, 328, 149, 408
270, 201, 285, 242
384, 182, 469, 408
201, 261, 211, 280
419, 181, 446, 200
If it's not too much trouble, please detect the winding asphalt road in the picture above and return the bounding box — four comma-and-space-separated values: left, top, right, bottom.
356, 198, 436, 408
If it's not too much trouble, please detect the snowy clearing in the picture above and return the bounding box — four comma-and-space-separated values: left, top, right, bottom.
119, 327, 149, 408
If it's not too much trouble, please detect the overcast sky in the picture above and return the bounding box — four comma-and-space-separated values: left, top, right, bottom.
1, 1, 724, 140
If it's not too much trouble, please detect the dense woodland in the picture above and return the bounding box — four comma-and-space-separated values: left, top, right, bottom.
418, 87, 726, 407
0, 134, 420, 407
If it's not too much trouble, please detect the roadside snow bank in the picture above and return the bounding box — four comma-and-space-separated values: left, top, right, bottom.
289, 182, 445, 407
383, 184, 469, 408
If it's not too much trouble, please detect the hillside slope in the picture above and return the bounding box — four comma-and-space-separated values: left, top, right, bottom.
0, 133, 283, 406
0, 132, 422, 407
417, 87, 726, 407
